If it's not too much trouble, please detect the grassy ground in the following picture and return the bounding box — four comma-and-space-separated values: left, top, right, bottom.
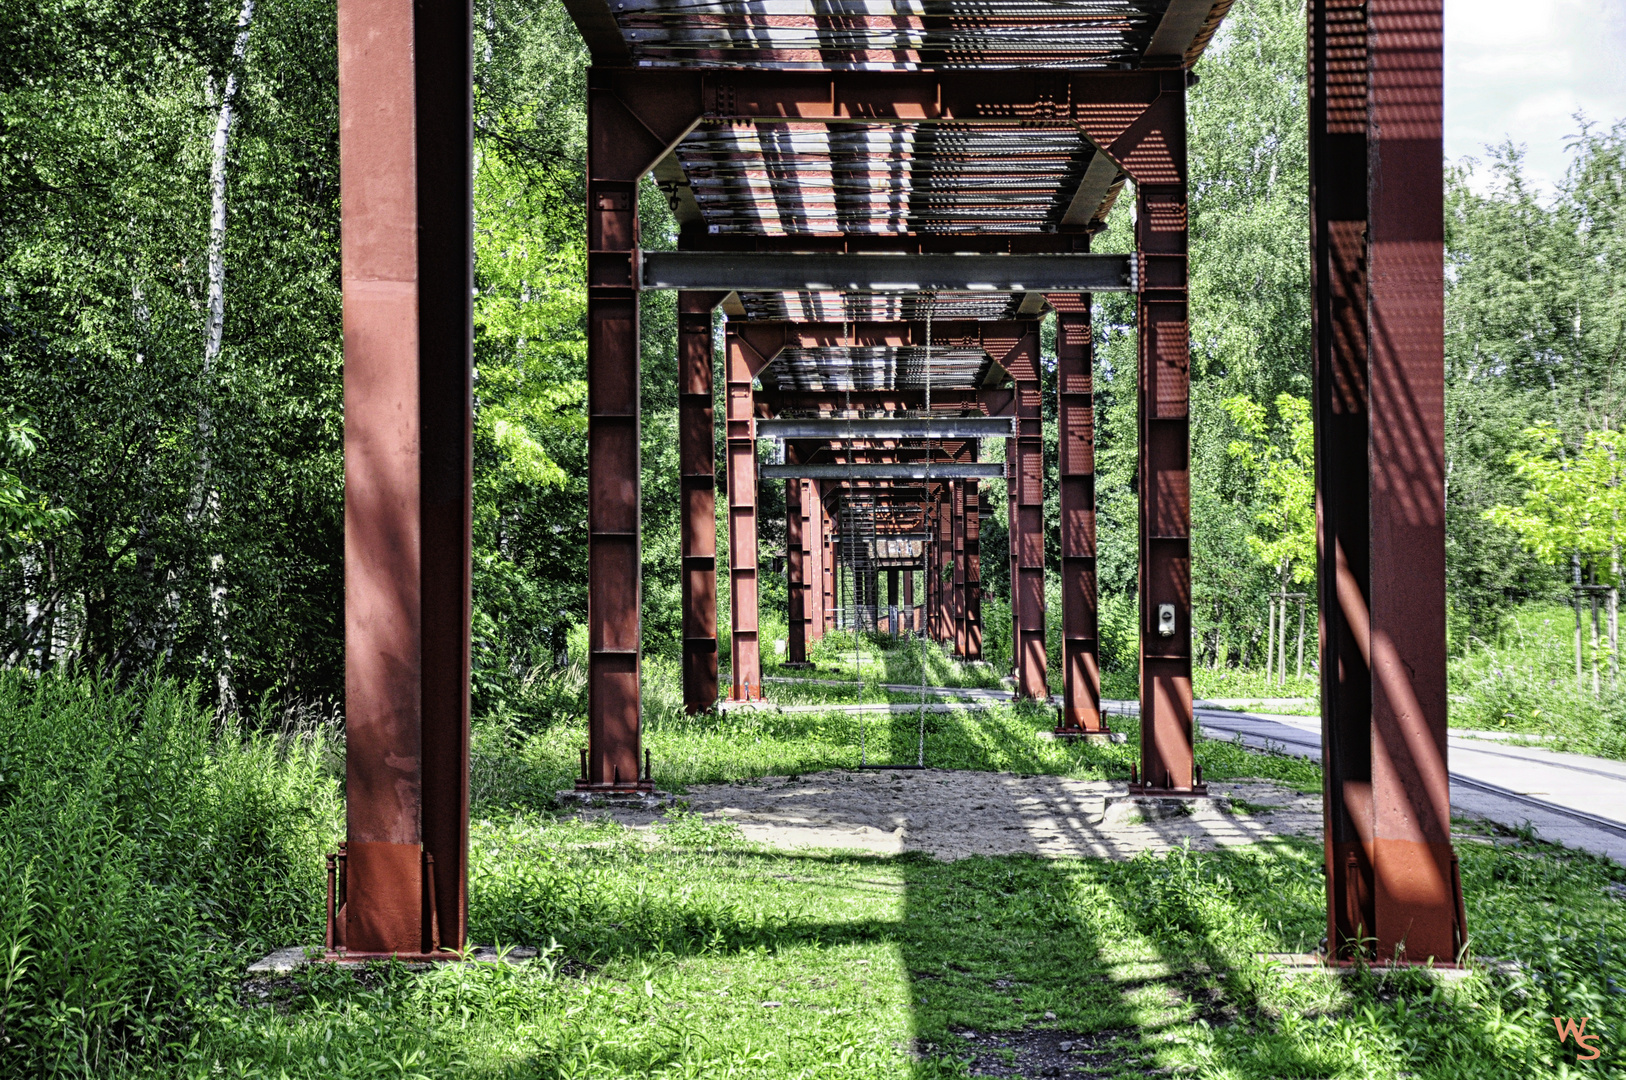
6, 653, 1626, 1078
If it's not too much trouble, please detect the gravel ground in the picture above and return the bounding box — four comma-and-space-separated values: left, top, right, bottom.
583, 769, 1321, 860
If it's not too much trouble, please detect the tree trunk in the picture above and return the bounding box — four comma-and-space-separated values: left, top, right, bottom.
193, 0, 256, 714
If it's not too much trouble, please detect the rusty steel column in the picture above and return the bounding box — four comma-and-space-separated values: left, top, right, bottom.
952, 479, 968, 656
338, 0, 472, 957
887, 569, 900, 633
1051, 293, 1105, 735
1010, 325, 1048, 699
935, 492, 954, 643
1312, 0, 1459, 964
821, 490, 836, 634
679, 291, 722, 713
965, 476, 982, 660
725, 325, 763, 699
581, 70, 699, 789
1131, 83, 1201, 796
900, 568, 912, 632
810, 482, 827, 640
785, 467, 809, 664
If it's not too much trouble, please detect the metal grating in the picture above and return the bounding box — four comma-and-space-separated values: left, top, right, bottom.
613, 0, 1168, 70
765, 344, 991, 391
678, 123, 1092, 235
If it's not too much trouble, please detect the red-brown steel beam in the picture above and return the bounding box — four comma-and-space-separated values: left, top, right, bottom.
1050, 292, 1106, 735
583, 68, 701, 789
338, 0, 473, 957
1007, 324, 1048, 699
680, 291, 724, 713
903, 568, 917, 633
725, 325, 776, 700
589, 67, 1164, 128
1311, 0, 1460, 965
786, 470, 813, 665
952, 478, 968, 656
819, 487, 836, 635
966, 476, 982, 660
683, 234, 1099, 255
1129, 76, 1201, 796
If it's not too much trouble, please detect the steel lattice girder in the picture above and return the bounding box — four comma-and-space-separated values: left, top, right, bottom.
642, 252, 1135, 292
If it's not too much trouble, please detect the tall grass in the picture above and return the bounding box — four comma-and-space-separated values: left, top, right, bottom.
1451, 602, 1626, 757
0, 670, 341, 1077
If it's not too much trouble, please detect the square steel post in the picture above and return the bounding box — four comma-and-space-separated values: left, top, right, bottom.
952, 478, 968, 656
785, 466, 809, 664
338, 0, 472, 957
725, 325, 763, 699
1132, 82, 1202, 795
679, 291, 722, 713
1010, 325, 1048, 699
935, 493, 954, 643
821, 491, 836, 634
903, 569, 916, 632
1312, 0, 1461, 964
965, 477, 982, 660
1051, 293, 1105, 734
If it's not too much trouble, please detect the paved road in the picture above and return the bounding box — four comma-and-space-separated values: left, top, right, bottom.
1105, 700, 1626, 866
761, 676, 1626, 865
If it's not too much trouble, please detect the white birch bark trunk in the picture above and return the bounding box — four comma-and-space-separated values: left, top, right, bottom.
195, 0, 256, 714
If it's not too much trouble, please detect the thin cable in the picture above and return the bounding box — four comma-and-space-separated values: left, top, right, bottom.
846, 381, 864, 767
918, 302, 932, 767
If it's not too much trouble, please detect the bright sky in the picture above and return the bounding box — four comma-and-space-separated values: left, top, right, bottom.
1446, 0, 1626, 196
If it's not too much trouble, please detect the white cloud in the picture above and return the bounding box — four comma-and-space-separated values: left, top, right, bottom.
1446, 0, 1626, 196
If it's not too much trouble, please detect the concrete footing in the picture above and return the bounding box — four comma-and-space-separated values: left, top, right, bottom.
248, 944, 540, 974
555, 788, 673, 811
1041, 729, 1128, 744
1101, 795, 1224, 827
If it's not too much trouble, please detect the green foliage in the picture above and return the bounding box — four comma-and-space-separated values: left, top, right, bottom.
1223, 393, 1316, 586
0, 670, 341, 1076
1487, 423, 1626, 582
0, 418, 70, 557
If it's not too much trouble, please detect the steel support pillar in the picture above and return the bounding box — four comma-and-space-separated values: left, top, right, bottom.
582, 68, 699, 791
903, 569, 916, 633
966, 478, 982, 660
1051, 293, 1106, 734
337, 0, 472, 956
1312, 0, 1461, 964
679, 291, 723, 713
819, 490, 834, 636
1010, 325, 1048, 699
887, 570, 900, 634
1131, 85, 1201, 796
934, 494, 953, 643
952, 479, 968, 656
785, 470, 810, 665
725, 325, 763, 699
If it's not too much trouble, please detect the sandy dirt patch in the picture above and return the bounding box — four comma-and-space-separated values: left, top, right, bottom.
585, 769, 1320, 860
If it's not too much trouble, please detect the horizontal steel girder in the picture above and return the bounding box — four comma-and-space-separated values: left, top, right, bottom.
761, 462, 1004, 480
643, 252, 1135, 293
758, 416, 1016, 440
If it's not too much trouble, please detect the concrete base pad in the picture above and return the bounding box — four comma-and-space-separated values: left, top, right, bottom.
248, 944, 539, 974
1040, 730, 1128, 744
555, 789, 673, 811
1101, 795, 1225, 827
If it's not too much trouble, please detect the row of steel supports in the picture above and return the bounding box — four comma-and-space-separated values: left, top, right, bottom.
335, 3, 1458, 963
